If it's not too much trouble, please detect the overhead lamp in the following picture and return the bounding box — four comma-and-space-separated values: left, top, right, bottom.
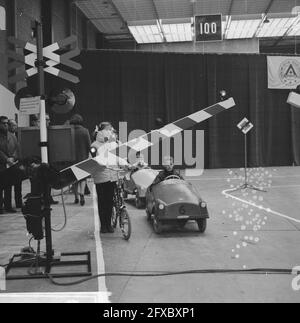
219, 90, 228, 101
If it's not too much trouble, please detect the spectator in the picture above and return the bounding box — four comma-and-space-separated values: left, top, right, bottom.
70, 114, 91, 206
30, 114, 58, 205
31, 114, 50, 127
0, 116, 19, 214
8, 119, 23, 209
91, 122, 119, 233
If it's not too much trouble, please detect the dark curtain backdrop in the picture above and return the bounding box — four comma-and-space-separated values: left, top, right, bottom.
34, 50, 300, 169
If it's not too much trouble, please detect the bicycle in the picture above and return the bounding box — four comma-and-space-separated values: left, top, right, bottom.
111, 169, 132, 240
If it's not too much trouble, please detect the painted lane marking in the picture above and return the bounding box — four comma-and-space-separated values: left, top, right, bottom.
222, 188, 300, 224
0, 292, 108, 303
93, 186, 111, 302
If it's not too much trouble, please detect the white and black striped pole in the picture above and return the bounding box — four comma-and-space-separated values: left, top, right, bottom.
34, 20, 48, 164
34, 20, 53, 267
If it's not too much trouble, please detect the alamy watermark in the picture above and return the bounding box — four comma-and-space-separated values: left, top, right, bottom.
0, 266, 6, 291
102, 122, 205, 177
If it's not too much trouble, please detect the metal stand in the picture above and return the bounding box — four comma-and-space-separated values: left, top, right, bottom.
231, 133, 266, 193
5, 252, 92, 280
6, 21, 92, 281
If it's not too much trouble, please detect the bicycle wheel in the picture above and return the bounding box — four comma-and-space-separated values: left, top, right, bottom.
120, 208, 131, 240
111, 206, 118, 229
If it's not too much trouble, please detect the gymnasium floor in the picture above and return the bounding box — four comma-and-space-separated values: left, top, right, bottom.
0, 166, 300, 303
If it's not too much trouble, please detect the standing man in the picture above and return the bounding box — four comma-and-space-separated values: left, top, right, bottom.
69, 114, 91, 206
0, 116, 19, 214
91, 122, 117, 234
91, 122, 129, 234
8, 119, 23, 209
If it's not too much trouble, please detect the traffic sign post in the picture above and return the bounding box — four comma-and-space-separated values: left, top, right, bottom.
7, 34, 81, 84
5, 23, 91, 281
231, 118, 266, 193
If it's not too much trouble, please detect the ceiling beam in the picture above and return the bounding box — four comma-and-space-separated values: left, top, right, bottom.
265, 0, 275, 15
223, 0, 235, 39
107, 0, 129, 31
151, 0, 160, 20
151, 0, 166, 42
228, 0, 234, 16
86, 16, 121, 21
103, 32, 132, 36
272, 16, 300, 46
254, 0, 276, 37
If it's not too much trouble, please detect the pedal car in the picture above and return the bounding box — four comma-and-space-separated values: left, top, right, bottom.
145, 175, 209, 234
123, 168, 159, 208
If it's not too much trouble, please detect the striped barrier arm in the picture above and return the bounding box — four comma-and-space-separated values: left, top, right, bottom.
59, 98, 236, 188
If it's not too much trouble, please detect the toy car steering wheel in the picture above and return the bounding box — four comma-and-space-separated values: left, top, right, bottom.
165, 175, 181, 180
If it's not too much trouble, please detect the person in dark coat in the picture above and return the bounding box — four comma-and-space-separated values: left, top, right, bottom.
70, 114, 91, 206
8, 119, 23, 209
0, 116, 19, 214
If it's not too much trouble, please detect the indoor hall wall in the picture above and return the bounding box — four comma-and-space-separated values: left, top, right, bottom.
136, 39, 260, 54
0, 0, 7, 87
38, 50, 298, 169
52, 0, 70, 43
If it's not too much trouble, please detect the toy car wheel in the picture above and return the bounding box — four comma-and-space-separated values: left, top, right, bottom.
153, 217, 163, 234
111, 207, 118, 228
120, 208, 131, 240
178, 220, 188, 228
135, 196, 144, 209
122, 189, 128, 200
196, 219, 207, 233
146, 209, 151, 222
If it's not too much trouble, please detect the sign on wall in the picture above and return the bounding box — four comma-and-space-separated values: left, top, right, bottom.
0, 6, 5, 31
195, 14, 223, 42
19, 96, 41, 115
268, 56, 300, 89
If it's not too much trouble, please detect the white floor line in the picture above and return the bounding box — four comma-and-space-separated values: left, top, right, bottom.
0, 292, 109, 303
222, 188, 300, 224
93, 186, 111, 302
270, 184, 300, 189
188, 175, 300, 181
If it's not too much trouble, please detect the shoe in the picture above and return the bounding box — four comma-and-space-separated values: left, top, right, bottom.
107, 226, 115, 233
74, 198, 79, 204
84, 185, 91, 196
5, 208, 17, 214
0, 209, 4, 215
80, 195, 85, 206
50, 199, 59, 205
100, 227, 108, 234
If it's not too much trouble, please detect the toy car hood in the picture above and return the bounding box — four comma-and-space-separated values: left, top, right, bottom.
152, 179, 201, 205
131, 168, 159, 190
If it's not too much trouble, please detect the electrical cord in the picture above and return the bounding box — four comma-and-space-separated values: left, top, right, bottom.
51, 189, 67, 232
52, 186, 72, 198
28, 236, 34, 250
0, 256, 40, 269
46, 268, 299, 287
0, 237, 46, 269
